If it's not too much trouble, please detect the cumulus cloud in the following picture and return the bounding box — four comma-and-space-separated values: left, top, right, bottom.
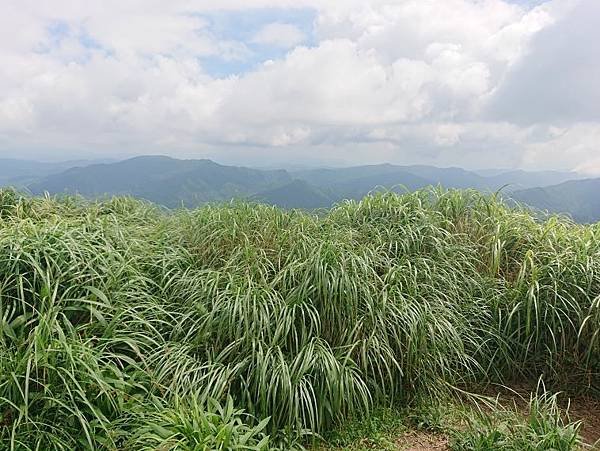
0, 0, 598, 172
487, 0, 600, 124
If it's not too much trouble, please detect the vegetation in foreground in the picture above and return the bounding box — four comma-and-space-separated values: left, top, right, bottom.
0, 187, 599, 449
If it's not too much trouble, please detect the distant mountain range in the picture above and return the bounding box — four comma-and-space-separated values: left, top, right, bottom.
1, 155, 597, 222
0, 158, 116, 187
28, 156, 290, 208
511, 178, 600, 223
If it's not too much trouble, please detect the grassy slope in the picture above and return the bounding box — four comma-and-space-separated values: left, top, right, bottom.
0, 188, 599, 450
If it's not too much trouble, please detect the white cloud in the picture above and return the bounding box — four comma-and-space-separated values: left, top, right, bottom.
252, 23, 306, 48
0, 0, 598, 172
521, 123, 600, 173
487, 0, 600, 124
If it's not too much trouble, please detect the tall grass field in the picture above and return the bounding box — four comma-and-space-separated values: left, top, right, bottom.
0, 188, 598, 449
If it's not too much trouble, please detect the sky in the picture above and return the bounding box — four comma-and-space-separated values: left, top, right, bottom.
1, 0, 599, 172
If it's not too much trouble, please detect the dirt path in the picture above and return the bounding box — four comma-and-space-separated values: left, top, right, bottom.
386, 389, 600, 450
557, 397, 600, 447
316, 386, 600, 450
478, 385, 600, 448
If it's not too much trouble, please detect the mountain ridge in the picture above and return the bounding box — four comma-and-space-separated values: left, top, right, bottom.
512, 177, 600, 223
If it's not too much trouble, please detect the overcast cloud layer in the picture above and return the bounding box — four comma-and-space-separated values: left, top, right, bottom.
1, 0, 599, 172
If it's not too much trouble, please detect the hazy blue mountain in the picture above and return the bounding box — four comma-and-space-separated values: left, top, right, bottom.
292, 164, 578, 194
0, 158, 116, 187
475, 169, 584, 189
29, 156, 292, 208
325, 170, 433, 201
291, 164, 406, 187
253, 179, 334, 209
293, 164, 484, 189
512, 178, 600, 223
400, 165, 489, 190
292, 164, 486, 200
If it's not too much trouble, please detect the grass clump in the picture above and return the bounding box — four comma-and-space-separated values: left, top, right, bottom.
0, 187, 599, 448
126, 396, 272, 450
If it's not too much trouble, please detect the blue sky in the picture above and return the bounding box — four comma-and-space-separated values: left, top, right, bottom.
199, 8, 317, 77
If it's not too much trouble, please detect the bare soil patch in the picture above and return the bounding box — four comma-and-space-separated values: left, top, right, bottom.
564, 397, 600, 447
395, 432, 449, 451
